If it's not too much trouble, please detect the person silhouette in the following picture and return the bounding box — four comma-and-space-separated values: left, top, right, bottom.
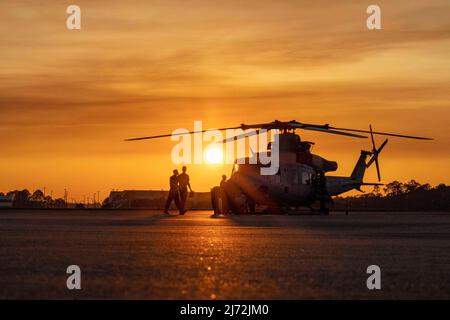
164, 169, 180, 214
210, 186, 220, 215
219, 175, 228, 214
178, 166, 193, 215
211, 175, 228, 215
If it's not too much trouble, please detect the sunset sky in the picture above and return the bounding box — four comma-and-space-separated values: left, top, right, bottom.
1, 0, 449, 201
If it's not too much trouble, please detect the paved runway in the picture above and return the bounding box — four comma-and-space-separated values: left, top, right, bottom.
0, 210, 449, 299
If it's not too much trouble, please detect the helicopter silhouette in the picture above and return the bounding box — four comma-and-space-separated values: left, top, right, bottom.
126, 120, 432, 215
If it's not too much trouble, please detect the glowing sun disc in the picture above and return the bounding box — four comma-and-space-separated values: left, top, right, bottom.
204, 147, 223, 164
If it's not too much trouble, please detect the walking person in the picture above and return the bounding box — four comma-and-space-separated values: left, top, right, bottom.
164, 169, 180, 214
178, 166, 193, 215
219, 175, 228, 214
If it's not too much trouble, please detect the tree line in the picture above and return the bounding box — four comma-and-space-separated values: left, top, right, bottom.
0, 189, 69, 208
2, 180, 449, 211
334, 180, 450, 211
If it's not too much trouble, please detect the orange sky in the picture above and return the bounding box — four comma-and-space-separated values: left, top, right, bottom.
1, 0, 449, 201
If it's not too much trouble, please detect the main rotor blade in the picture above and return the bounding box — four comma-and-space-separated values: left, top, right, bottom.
301, 126, 367, 138
222, 130, 260, 143
240, 122, 275, 130
329, 126, 433, 140
125, 120, 433, 141
125, 126, 241, 141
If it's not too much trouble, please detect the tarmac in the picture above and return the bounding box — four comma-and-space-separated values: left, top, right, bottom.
0, 209, 449, 299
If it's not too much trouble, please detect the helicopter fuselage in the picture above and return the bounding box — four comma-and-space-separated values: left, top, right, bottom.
230, 160, 317, 207
219, 132, 375, 213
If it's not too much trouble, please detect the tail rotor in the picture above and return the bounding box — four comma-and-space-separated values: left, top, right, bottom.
366, 125, 388, 181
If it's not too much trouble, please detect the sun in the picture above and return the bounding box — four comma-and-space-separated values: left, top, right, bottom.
204, 146, 223, 164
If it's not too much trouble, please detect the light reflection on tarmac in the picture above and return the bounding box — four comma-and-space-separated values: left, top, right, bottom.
0, 210, 449, 299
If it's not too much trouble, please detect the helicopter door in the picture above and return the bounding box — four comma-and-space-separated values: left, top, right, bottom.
301, 171, 312, 185
280, 164, 297, 194
296, 166, 314, 196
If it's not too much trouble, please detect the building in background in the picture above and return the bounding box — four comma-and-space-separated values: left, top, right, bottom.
104, 190, 211, 210
0, 194, 15, 208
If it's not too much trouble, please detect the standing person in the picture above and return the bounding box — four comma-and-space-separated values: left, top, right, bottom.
219, 175, 228, 214
178, 166, 193, 215
164, 169, 180, 214
210, 186, 220, 215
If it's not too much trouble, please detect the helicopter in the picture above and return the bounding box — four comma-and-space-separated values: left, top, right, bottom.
126, 120, 432, 215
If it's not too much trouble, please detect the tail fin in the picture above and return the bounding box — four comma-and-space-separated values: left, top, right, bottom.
351, 125, 389, 182
351, 151, 369, 181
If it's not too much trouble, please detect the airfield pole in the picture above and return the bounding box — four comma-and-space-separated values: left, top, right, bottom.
64, 189, 68, 205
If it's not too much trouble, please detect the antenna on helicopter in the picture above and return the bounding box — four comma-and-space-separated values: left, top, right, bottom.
366, 125, 389, 181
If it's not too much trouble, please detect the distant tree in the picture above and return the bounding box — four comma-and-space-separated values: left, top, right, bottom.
436, 183, 447, 190
384, 181, 404, 196
102, 197, 110, 208
21, 189, 31, 199
30, 189, 45, 203
372, 185, 382, 197
53, 198, 67, 208
419, 183, 431, 191
75, 203, 85, 209
404, 180, 421, 193
333, 180, 450, 211
44, 195, 53, 208
0, 192, 4, 197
